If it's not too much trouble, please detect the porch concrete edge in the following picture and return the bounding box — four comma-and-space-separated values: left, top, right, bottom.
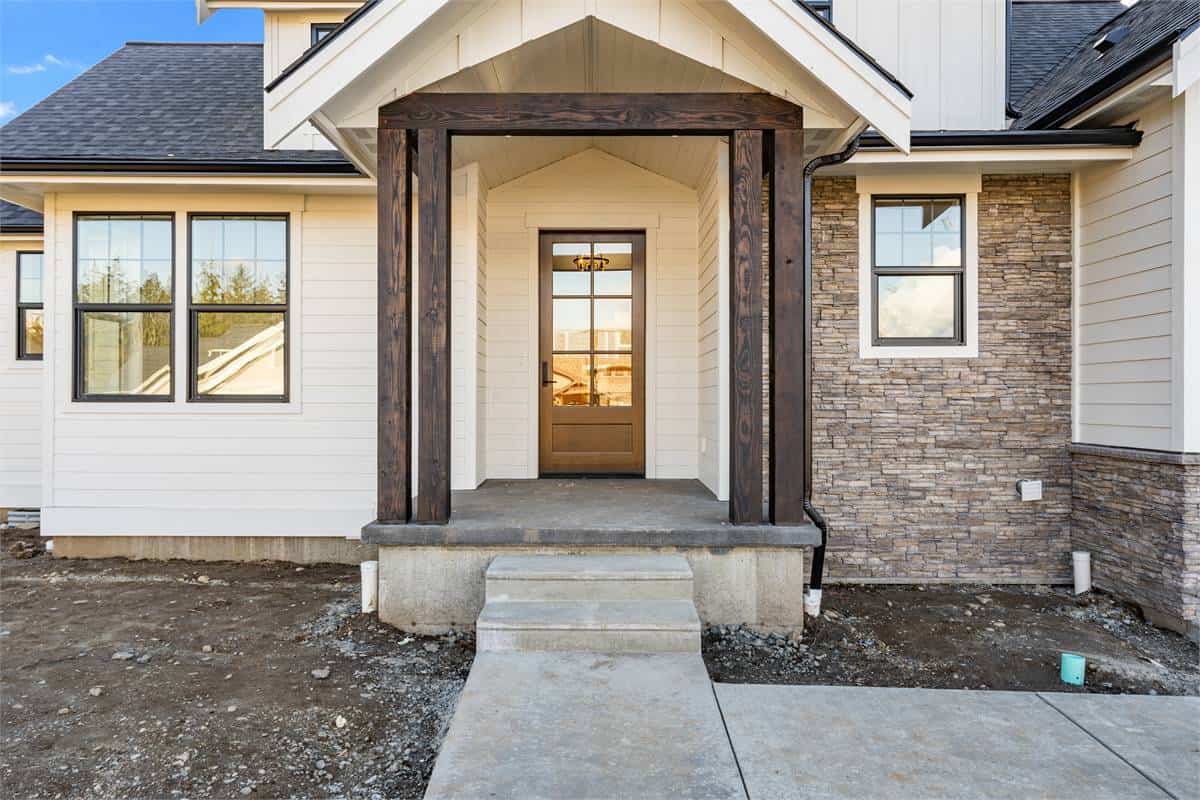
361, 520, 821, 548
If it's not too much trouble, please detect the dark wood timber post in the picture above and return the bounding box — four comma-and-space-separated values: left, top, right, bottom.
416, 127, 452, 523
769, 126, 806, 524
376, 126, 413, 523
729, 129, 764, 524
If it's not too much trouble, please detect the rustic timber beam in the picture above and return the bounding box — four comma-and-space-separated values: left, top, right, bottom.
769, 128, 806, 524
379, 93, 804, 133
376, 127, 413, 523
415, 128, 452, 523
729, 129, 765, 524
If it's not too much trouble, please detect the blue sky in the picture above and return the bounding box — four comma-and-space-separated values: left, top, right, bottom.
0, 0, 262, 122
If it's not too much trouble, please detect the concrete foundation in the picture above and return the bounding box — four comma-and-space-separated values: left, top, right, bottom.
52, 535, 376, 565
378, 544, 805, 634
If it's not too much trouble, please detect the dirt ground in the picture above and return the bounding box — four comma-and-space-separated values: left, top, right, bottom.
3, 528, 1198, 800
0, 528, 472, 800
705, 583, 1199, 695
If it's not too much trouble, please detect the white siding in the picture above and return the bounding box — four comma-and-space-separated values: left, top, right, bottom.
0, 238, 44, 508
835, 0, 1007, 131
42, 192, 377, 537
484, 149, 700, 480
263, 10, 342, 151
451, 163, 486, 489
697, 141, 729, 500
1077, 99, 1175, 450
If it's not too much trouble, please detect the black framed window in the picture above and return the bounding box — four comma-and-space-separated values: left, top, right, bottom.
189, 215, 289, 402
311, 22, 338, 46
16, 251, 43, 360
74, 214, 174, 400
806, 1, 833, 21
871, 196, 965, 346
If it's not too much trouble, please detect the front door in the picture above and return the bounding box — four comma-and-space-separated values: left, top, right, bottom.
539, 232, 645, 475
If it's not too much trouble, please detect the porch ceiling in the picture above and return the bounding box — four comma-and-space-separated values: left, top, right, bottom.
266, 0, 911, 176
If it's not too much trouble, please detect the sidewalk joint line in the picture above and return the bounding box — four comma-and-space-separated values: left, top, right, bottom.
1035, 693, 1179, 800
710, 681, 751, 800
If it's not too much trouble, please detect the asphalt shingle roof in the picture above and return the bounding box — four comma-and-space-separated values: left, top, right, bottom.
0, 42, 355, 171
0, 200, 42, 233
1015, 0, 1200, 129
1009, 0, 1127, 107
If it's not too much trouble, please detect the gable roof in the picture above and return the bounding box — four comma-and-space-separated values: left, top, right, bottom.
0, 200, 42, 234
1009, 0, 1127, 107
1015, 0, 1200, 129
0, 42, 356, 173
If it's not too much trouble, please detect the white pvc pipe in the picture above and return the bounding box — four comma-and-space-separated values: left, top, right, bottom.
804, 588, 823, 617
361, 560, 379, 613
1072, 551, 1092, 595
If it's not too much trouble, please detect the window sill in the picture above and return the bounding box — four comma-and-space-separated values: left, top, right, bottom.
61, 400, 304, 415
859, 343, 979, 360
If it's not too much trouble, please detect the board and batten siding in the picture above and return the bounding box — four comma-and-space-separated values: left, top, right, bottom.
834, 0, 1006, 131
41, 192, 378, 538
1076, 98, 1176, 451
483, 148, 700, 480
0, 238, 44, 509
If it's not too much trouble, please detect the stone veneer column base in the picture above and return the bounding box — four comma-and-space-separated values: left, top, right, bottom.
1070, 444, 1200, 642
51, 535, 377, 565
377, 545, 805, 635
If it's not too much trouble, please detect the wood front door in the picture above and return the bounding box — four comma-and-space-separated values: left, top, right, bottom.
539, 232, 645, 475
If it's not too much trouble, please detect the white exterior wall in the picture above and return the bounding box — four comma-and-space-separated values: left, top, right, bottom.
0, 237, 44, 508
1076, 98, 1177, 450
834, 0, 1007, 131
697, 141, 729, 500
451, 163, 487, 489
483, 149, 700, 480
263, 10, 342, 151
1172, 66, 1200, 453
41, 192, 378, 538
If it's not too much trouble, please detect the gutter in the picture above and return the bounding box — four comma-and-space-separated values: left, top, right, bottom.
800, 134, 861, 618
857, 127, 1143, 150
0, 159, 362, 175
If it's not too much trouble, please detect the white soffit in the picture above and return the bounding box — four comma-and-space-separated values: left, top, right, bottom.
264, 0, 912, 154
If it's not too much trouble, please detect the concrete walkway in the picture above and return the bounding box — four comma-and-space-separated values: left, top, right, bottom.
426, 665, 1198, 799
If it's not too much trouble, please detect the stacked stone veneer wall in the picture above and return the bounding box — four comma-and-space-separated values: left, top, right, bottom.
761, 174, 1075, 581
1070, 445, 1200, 637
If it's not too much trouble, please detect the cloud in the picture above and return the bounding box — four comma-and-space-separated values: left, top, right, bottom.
0, 102, 16, 121
7, 53, 82, 76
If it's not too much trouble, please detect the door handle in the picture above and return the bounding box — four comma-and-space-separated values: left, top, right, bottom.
542, 361, 553, 385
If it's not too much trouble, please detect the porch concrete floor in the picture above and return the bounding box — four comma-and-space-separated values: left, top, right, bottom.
362, 478, 821, 548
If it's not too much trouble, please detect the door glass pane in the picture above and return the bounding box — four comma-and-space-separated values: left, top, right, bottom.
551, 354, 590, 406
593, 299, 632, 351
81, 311, 172, 396
593, 354, 632, 406
195, 311, 286, 397
553, 298, 591, 351
592, 243, 632, 295
551, 242, 591, 295
21, 309, 44, 356
876, 275, 957, 339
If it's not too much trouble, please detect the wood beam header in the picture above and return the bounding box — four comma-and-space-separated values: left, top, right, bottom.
379, 93, 804, 134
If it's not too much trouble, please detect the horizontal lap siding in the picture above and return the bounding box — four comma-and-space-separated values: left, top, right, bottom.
45, 194, 377, 537
697, 141, 726, 498
0, 242, 43, 508
484, 149, 699, 480
1077, 99, 1174, 451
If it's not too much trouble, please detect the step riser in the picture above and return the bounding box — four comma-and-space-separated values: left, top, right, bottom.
486, 578, 693, 603
477, 627, 700, 654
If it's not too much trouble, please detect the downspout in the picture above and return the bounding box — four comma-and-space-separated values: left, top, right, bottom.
801, 134, 861, 617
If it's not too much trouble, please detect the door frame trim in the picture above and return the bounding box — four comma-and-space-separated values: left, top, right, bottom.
522, 216, 660, 478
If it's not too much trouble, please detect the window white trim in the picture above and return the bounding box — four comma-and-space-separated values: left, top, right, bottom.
856, 173, 980, 359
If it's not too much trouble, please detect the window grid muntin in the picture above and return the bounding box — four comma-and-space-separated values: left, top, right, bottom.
72, 213, 175, 401
187, 213, 290, 403
16, 251, 43, 361
870, 195, 966, 347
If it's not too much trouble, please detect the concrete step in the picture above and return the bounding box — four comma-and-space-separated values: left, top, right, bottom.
485, 554, 693, 603
476, 600, 701, 653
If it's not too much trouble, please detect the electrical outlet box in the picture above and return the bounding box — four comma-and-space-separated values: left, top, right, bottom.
1016, 479, 1042, 502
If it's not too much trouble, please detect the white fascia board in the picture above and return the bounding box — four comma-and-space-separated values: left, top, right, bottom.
1175, 25, 1200, 97
846, 145, 1136, 166
264, 0, 450, 149
0, 185, 45, 211
729, 0, 911, 152
0, 173, 375, 194
0, 233, 43, 245
1062, 61, 1172, 128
